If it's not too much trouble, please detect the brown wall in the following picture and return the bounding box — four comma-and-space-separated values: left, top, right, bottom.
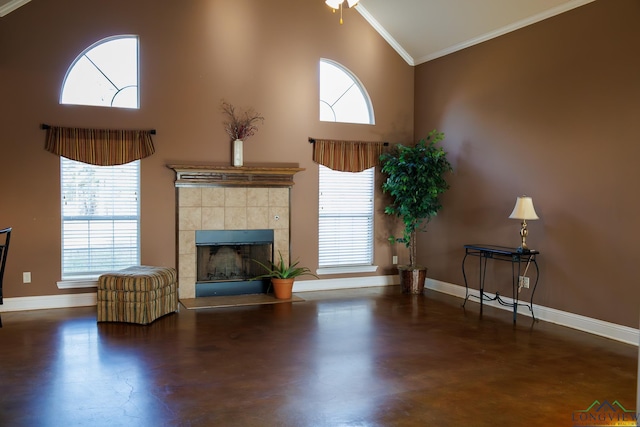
2, 0, 638, 329
0, 0, 413, 298
414, 0, 640, 327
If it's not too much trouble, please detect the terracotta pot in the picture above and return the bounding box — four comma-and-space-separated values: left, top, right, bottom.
271, 278, 294, 299
398, 266, 427, 294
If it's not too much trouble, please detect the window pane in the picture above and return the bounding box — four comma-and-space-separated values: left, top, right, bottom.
319, 166, 374, 267
319, 59, 374, 124
112, 86, 138, 108
85, 37, 137, 90
58, 34, 141, 280
61, 36, 139, 109
61, 159, 140, 278
320, 61, 355, 105
330, 85, 372, 124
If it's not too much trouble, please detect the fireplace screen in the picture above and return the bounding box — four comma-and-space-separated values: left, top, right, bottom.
197, 244, 272, 282
195, 229, 274, 284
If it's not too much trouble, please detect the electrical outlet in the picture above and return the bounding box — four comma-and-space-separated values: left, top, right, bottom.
392, 255, 398, 264
23, 272, 31, 284
518, 275, 529, 289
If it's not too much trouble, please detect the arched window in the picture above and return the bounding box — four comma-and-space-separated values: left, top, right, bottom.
319, 59, 374, 124
61, 35, 139, 109
58, 35, 140, 285
317, 59, 376, 274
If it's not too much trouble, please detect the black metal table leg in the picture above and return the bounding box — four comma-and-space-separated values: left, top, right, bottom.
462, 253, 470, 308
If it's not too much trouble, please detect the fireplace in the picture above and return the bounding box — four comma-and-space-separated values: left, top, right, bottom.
195, 229, 273, 297
168, 164, 304, 299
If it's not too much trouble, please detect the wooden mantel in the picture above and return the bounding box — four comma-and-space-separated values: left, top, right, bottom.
167, 164, 305, 188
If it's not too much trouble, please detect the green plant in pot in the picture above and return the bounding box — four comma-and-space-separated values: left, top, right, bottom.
380, 129, 453, 294
253, 252, 318, 299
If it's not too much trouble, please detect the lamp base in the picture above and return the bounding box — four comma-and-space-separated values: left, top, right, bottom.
517, 221, 531, 253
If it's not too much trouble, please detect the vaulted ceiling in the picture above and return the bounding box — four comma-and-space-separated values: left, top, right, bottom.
1, 0, 596, 65
355, 0, 595, 65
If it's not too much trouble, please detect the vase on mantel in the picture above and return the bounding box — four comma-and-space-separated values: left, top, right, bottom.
233, 139, 243, 167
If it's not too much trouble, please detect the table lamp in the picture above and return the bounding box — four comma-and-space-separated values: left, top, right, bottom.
509, 196, 539, 252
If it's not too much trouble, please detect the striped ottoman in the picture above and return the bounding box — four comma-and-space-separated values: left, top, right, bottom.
97, 266, 178, 324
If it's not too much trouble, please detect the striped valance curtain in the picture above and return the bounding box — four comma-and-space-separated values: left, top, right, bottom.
312, 139, 386, 172
44, 126, 155, 166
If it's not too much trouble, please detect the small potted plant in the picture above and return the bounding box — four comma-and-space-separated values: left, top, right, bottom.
253, 252, 318, 299
380, 129, 453, 294
220, 100, 265, 167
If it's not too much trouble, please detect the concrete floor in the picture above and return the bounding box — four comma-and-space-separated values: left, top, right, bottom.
0, 286, 637, 426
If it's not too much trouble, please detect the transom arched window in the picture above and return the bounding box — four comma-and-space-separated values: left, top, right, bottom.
58, 35, 141, 283
317, 58, 376, 273
319, 59, 374, 124
61, 35, 139, 109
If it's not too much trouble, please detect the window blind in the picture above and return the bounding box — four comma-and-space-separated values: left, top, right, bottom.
319, 165, 374, 267
61, 158, 140, 278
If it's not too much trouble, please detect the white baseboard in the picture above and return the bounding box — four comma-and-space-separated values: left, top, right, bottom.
0, 293, 96, 312
295, 275, 639, 346
1, 277, 637, 347
425, 278, 640, 347
293, 274, 398, 292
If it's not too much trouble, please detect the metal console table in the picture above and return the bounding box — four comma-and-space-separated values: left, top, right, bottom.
462, 244, 540, 323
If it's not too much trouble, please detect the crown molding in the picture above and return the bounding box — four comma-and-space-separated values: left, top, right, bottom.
0, 0, 31, 17
356, 4, 415, 66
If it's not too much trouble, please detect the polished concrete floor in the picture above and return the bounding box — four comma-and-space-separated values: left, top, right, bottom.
0, 287, 637, 427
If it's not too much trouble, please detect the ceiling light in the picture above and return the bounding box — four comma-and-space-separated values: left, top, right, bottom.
325, 0, 359, 24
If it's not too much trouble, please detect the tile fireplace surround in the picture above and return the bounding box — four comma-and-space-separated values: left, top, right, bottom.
167, 164, 305, 299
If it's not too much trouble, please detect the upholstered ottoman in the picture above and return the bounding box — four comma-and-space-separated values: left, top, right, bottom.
97, 266, 178, 324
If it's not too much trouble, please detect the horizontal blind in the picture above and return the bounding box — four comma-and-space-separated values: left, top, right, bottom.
61, 158, 140, 278
319, 165, 374, 267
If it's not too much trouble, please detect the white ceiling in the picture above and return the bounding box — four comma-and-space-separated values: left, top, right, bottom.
1, 0, 596, 65
355, 0, 595, 65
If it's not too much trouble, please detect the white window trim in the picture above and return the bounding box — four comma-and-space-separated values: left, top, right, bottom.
57, 278, 98, 289
316, 265, 378, 276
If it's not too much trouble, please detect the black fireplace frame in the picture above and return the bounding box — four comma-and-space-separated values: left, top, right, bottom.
194, 229, 274, 297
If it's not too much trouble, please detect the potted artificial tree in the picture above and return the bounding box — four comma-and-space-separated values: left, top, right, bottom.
253, 252, 318, 299
380, 129, 453, 294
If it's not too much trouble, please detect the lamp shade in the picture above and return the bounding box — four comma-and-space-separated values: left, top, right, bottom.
509, 196, 539, 220
325, 0, 342, 8
346, 0, 360, 7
